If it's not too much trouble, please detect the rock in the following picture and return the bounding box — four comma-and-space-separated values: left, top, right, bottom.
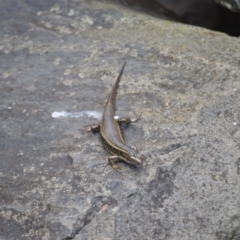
120, 0, 240, 36
215, 0, 240, 12
121, 0, 219, 29
1, 0, 240, 239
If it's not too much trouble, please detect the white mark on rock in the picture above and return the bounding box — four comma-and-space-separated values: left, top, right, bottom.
68, 9, 75, 17
63, 69, 71, 76
81, 15, 94, 25
78, 73, 84, 78
51, 111, 102, 119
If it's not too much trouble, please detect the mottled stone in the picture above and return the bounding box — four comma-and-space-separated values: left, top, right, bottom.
1, 0, 240, 239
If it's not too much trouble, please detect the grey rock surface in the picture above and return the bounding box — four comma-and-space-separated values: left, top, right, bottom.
215, 0, 240, 12
1, 0, 240, 239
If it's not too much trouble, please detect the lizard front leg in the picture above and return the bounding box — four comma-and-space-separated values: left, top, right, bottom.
108, 156, 121, 170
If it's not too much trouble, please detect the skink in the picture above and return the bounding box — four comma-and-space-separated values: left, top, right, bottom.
85, 62, 146, 170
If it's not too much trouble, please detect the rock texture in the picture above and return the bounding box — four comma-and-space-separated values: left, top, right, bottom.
215, 0, 240, 12
1, 0, 240, 239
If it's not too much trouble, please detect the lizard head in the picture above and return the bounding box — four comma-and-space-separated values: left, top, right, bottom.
127, 145, 146, 166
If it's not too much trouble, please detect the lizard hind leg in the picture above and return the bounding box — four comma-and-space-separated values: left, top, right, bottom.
130, 112, 142, 123
82, 123, 100, 133
116, 112, 142, 125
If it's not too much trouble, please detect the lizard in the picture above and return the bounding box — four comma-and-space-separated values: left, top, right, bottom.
85, 62, 146, 170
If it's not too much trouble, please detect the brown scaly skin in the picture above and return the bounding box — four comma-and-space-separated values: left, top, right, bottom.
85, 62, 146, 170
